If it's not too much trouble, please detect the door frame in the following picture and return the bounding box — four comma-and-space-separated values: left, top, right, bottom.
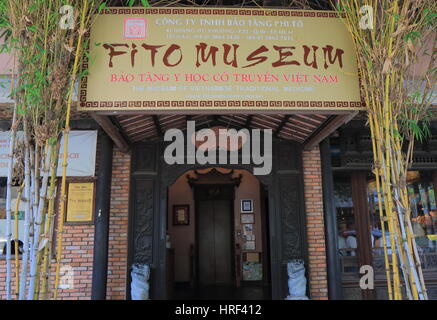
127, 136, 309, 300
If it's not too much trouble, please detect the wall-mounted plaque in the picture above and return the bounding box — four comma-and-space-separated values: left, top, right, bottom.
66, 182, 95, 224
242, 240, 256, 251
241, 199, 253, 213
245, 252, 260, 263
242, 262, 262, 281
241, 214, 254, 224
173, 204, 189, 226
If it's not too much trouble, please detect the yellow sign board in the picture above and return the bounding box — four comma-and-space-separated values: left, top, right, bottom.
79, 7, 363, 112
66, 182, 95, 223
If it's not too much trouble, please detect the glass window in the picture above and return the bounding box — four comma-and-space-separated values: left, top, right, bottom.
334, 175, 359, 274
406, 171, 436, 253
368, 171, 437, 272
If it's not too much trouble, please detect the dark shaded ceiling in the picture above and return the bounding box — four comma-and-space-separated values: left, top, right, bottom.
114, 113, 331, 143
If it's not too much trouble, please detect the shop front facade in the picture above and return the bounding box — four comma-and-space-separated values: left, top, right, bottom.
330, 119, 437, 300
2, 114, 437, 300
0, 113, 333, 300
0, 4, 435, 301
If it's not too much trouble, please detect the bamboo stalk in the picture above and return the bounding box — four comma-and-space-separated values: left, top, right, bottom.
54, 0, 89, 299
368, 88, 393, 300
14, 184, 23, 299
28, 143, 52, 299
18, 121, 32, 300
40, 142, 59, 300
28, 145, 36, 269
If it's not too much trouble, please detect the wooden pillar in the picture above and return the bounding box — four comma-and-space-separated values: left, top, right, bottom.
433, 171, 437, 204
91, 132, 114, 300
351, 172, 375, 300
320, 139, 343, 299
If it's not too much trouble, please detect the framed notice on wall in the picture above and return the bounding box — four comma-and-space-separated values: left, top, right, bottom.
241, 199, 253, 213
241, 214, 254, 224
173, 204, 190, 226
65, 181, 95, 224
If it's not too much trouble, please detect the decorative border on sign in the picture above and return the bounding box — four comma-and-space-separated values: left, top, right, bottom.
78, 99, 364, 109
79, 8, 352, 111
97, 8, 346, 18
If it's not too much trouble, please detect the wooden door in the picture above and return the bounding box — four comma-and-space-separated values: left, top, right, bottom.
198, 199, 233, 286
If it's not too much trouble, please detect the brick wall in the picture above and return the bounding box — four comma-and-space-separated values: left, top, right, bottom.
52, 224, 95, 299
0, 146, 131, 300
0, 222, 94, 300
106, 148, 131, 299
302, 146, 329, 300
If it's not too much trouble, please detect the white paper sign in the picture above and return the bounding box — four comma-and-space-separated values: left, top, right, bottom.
0, 130, 97, 177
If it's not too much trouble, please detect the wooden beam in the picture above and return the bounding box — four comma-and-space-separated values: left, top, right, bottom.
245, 115, 253, 128
90, 112, 130, 153
303, 111, 358, 150
274, 115, 291, 137
111, 116, 132, 145
152, 115, 163, 137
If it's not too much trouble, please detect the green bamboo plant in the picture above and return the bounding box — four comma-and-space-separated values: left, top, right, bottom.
2, 0, 106, 300
334, 0, 436, 299
1, 0, 162, 301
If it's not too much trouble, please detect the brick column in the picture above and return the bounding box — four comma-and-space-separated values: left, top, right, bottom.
302, 146, 329, 300
106, 148, 131, 299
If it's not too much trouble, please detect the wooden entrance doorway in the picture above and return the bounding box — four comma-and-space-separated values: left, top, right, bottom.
197, 192, 234, 286
167, 167, 275, 299
128, 137, 308, 300
191, 169, 240, 289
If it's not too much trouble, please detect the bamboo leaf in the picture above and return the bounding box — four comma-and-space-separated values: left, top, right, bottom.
382, 58, 392, 73
98, 2, 107, 13
140, 0, 150, 7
